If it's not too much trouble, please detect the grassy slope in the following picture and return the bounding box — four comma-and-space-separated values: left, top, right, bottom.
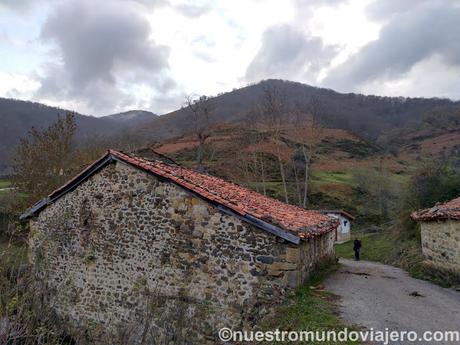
157, 125, 407, 216
334, 229, 455, 287
335, 232, 398, 263
311, 171, 353, 186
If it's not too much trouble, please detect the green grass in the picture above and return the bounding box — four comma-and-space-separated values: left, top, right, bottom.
0, 241, 28, 268
335, 229, 457, 287
335, 232, 395, 262
387, 173, 410, 184
0, 180, 16, 202
263, 263, 359, 344
0, 180, 11, 189
335, 230, 423, 266
311, 171, 353, 186
0, 180, 12, 193
317, 139, 381, 159
310, 170, 408, 190
247, 181, 290, 198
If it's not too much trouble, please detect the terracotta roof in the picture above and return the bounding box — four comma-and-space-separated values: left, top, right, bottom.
21, 150, 338, 242
319, 209, 355, 220
411, 196, 460, 221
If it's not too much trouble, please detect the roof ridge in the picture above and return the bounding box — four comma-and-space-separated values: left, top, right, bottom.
412, 195, 460, 221
109, 151, 338, 236
22, 149, 338, 242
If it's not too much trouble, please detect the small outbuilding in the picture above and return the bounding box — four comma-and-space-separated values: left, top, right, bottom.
21, 149, 338, 343
319, 210, 354, 243
411, 197, 460, 279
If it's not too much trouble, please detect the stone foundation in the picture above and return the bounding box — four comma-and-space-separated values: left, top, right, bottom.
29, 161, 336, 344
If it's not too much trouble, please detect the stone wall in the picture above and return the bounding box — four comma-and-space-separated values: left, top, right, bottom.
420, 220, 460, 276
29, 161, 336, 344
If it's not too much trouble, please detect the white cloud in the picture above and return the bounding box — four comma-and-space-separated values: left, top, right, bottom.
360, 55, 460, 100
0, 0, 459, 115
35, 0, 173, 115
0, 71, 40, 98
323, 0, 460, 94
146, 0, 295, 98
308, 0, 380, 69
245, 25, 337, 83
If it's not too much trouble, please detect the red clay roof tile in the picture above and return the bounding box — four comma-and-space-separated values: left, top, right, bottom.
109, 150, 336, 238
411, 196, 460, 221
25, 149, 338, 240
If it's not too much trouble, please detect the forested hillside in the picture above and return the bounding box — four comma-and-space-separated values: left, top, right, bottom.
1, 79, 459, 174
133, 79, 459, 144
0, 98, 157, 173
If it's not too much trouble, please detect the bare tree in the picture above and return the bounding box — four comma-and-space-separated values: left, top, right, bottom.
255, 86, 290, 203
185, 95, 215, 172
252, 130, 268, 196
299, 96, 323, 207
243, 114, 269, 196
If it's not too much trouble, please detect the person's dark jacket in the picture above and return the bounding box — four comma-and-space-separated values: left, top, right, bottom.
353, 239, 362, 251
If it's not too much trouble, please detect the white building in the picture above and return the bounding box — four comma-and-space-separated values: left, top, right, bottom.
320, 210, 354, 243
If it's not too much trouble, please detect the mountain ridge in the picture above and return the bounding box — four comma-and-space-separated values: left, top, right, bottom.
1, 79, 459, 173
0, 98, 158, 173
132, 79, 459, 143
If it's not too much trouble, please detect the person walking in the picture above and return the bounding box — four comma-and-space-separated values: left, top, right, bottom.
353, 238, 362, 261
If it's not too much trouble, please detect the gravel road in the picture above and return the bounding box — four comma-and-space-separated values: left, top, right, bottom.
324, 259, 460, 344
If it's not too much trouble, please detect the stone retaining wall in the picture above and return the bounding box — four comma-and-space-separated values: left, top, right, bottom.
29, 161, 336, 344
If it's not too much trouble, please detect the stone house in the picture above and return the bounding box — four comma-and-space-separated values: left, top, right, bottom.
21, 149, 338, 344
411, 197, 460, 279
319, 210, 354, 243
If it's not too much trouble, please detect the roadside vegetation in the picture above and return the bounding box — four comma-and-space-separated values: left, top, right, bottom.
0, 114, 110, 344
336, 160, 460, 287
334, 228, 460, 288
263, 263, 360, 345
0, 179, 11, 189
335, 230, 425, 276
0, 234, 74, 345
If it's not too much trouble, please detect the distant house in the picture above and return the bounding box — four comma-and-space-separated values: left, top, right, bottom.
21, 149, 338, 343
320, 210, 354, 243
411, 197, 460, 279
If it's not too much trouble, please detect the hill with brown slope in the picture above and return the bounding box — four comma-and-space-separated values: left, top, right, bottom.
2, 79, 459, 175
153, 124, 407, 176
384, 105, 460, 164
139, 108, 459, 226
134, 79, 458, 145
141, 123, 408, 221
0, 98, 157, 174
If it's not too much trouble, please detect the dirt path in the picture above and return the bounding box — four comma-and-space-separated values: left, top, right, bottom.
324, 259, 460, 344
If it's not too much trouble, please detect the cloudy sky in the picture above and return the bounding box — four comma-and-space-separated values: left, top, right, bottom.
0, 0, 459, 115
